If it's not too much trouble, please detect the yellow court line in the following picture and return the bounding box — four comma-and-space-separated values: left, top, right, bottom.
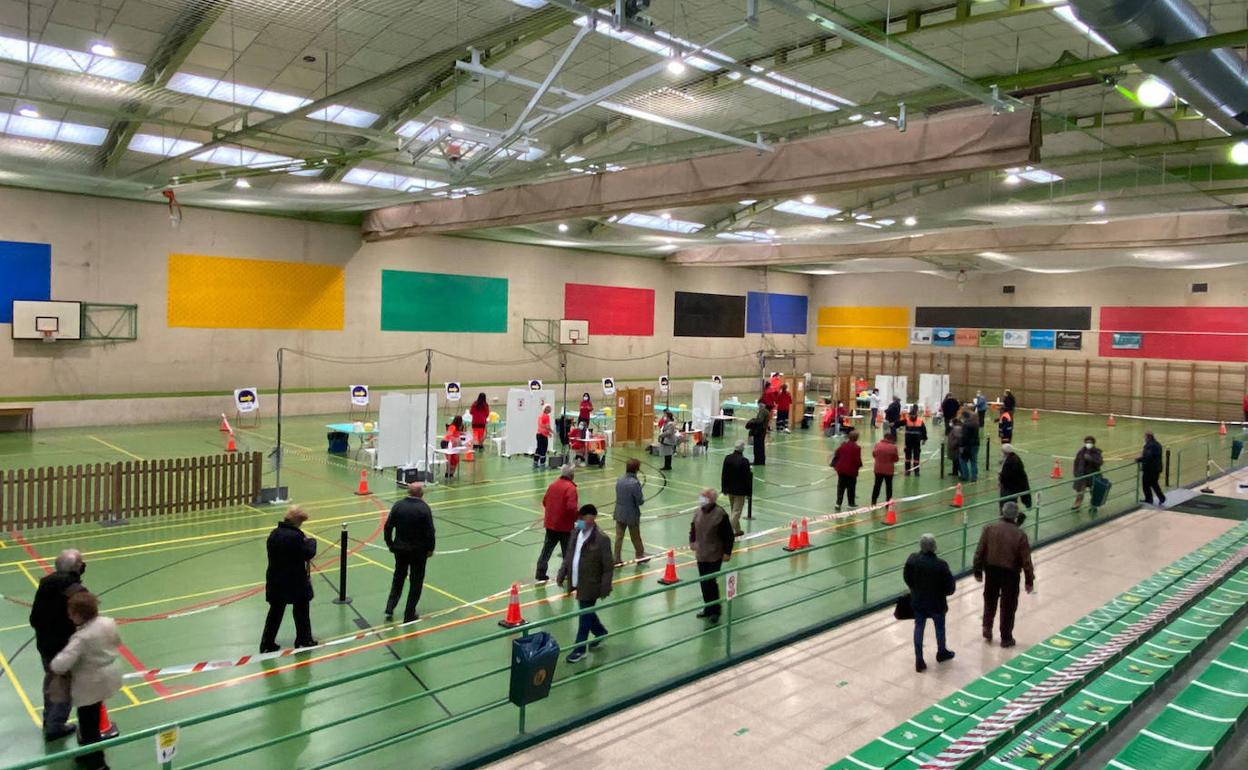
15, 561, 40, 588
120, 686, 141, 706
0, 538, 6, 548
87, 434, 145, 462
0, 648, 41, 727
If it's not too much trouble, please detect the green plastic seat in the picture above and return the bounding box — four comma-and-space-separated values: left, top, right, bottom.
1107, 731, 1209, 770
1172, 682, 1248, 721
1150, 705, 1237, 753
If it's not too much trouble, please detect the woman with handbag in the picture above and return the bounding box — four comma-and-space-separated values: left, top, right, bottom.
902, 534, 956, 672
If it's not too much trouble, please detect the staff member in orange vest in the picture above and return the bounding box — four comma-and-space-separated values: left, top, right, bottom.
469, 393, 490, 450
903, 405, 928, 476
443, 415, 465, 479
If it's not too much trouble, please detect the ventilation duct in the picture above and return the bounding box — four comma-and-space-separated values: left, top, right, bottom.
1066, 0, 1248, 134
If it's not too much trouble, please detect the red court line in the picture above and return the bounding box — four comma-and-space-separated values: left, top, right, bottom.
11, 530, 172, 699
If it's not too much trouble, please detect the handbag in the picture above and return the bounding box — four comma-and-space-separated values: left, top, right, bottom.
894, 593, 915, 620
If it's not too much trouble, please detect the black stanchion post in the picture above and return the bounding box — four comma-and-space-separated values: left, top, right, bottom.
333, 523, 352, 605
985, 437, 991, 474
1164, 449, 1171, 488
940, 443, 946, 480
747, 493, 753, 520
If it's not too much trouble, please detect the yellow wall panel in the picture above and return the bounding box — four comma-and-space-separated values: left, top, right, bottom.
168, 254, 344, 330
816, 306, 909, 349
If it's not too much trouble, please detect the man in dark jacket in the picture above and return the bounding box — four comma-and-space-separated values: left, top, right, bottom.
557, 505, 614, 663
612, 459, 647, 566
998, 444, 1031, 510
884, 397, 903, 432
1137, 431, 1166, 506
941, 394, 960, 434
745, 407, 769, 466
260, 506, 317, 652
1001, 389, 1017, 418
721, 441, 753, 536
384, 483, 437, 622
960, 411, 980, 482
903, 534, 956, 672
535, 465, 578, 582
689, 489, 735, 623
973, 502, 1035, 647
29, 549, 88, 740
1072, 436, 1104, 511
831, 430, 863, 510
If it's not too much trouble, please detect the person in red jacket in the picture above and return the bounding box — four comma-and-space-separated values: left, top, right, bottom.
469, 393, 490, 449
578, 393, 594, 428
871, 432, 899, 506
775, 384, 794, 433
535, 465, 579, 582
443, 416, 465, 479
831, 430, 863, 510
759, 386, 777, 415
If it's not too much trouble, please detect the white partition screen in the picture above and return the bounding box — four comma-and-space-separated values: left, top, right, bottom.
504, 388, 554, 456
375, 391, 439, 470
691, 381, 716, 431
918, 374, 950, 417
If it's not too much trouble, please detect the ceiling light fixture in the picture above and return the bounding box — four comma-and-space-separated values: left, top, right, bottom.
90, 42, 115, 57
17, 106, 39, 118
765, 228, 777, 236
903, 216, 917, 226
738, 199, 757, 205
800, 194, 815, 204
557, 223, 569, 232
235, 178, 251, 189
847, 114, 863, 122
448, 121, 465, 132
660, 212, 671, 219
1003, 173, 1021, 186
666, 59, 686, 75
1136, 76, 1172, 108
1091, 201, 1106, 213
1230, 140, 1248, 166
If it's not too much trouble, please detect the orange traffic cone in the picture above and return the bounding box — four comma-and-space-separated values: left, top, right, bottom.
657, 549, 680, 585
884, 500, 898, 525
225, 434, 237, 453
99, 703, 119, 739
797, 518, 811, 548
782, 520, 801, 552
875, 411, 882, 426
354, 470, 370, 495
1031, 409, 1040, 422
924, 405, 931, 418
1107, 414, 1116, 427
219, 414, 230, 432
1050, 457, 1063, 479
498, 583, 526, 628
952, 483, 964, 507
1218, 422, 1227, 436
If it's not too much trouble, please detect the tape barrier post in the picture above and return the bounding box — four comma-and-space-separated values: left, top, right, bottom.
747, 494, 753, 520
333, 523, 352, 605
984, 437, 991, 474
960, 515, 970, 571
861, 536, 870, 605
940, 443, 946, 480
1033, 492, 1041, 542
1165, 449, 1171, 487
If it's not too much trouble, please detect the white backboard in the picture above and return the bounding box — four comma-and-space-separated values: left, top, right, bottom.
559, 319, 589, 345
12, 300, 82, 340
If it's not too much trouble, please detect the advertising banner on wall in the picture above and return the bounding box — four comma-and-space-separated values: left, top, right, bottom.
910, 327, 933, 345
978, 329, 1003, 347
932, 328, 956, 347
1002, 330, 1029, 348
1056, 331, 1083, 350
955, 328, 979, 347
1028, 330, 1056, 349
1111, 332, 1143, 350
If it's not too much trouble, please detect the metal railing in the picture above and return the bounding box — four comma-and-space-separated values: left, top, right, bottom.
4, 455, 1228, 770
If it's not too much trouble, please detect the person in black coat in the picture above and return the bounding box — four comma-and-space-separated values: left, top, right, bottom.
1001, 389, 1017, 418
1137, 431, 1166, 506
384, 483, 437, 622
941, 394, 960, 434
998, 445, 1031, 510
29, 549, 88, 740
721, 441, 753, 536
960, 413, 980, 482
884, 397, 903, 432
903, 534, 956, 672
260, 506, 317, 652
745, 407, 769, 466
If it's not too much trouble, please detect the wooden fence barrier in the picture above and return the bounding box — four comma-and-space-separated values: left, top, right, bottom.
0, 452, 263, 530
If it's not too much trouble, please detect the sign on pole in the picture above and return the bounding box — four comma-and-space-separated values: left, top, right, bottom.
234, 387, 259, 413
710, 374, 723, 390
528, 379, 543, 391
725, 572, 738, 601
602, 377, 616, 396
155, 725, 180, 764
658, 375, 670, 394
445, 382, 462, 402
350, 385, 370, 406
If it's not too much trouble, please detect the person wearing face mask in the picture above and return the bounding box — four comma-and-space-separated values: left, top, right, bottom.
1072, 436, 1104, 512
29, 549, 89, 741
689, 489, 735, 623
578, 393, 594, 429
557, 505, 614, 663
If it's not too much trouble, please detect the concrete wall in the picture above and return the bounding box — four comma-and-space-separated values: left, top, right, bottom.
0, 188, 811, 427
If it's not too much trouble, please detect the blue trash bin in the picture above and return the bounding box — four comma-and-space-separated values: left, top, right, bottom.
509, 632, 560, 707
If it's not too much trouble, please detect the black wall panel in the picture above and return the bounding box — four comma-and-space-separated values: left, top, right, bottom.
915, 306, 1091, 330
673, 291, 746, 338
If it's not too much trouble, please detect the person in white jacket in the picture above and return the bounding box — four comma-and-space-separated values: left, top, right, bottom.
51, 591, 121, 770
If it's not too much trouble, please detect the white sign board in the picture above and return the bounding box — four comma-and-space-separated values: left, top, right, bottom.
1003, 330, 1029, 349
659, 375, 669, 394
917, 373, 950, 417
602, 377, 616, 396
910, 327, 933, 345
234, 387, 259, 413
504, 388, 554, 456
445, 382, 462, 402
350, 385, 369, 406
710, 375, 723, 390
155, 725, 179, 763
528, 379, 543, 391
691, 381, 717, 432
725, 572, 738, 601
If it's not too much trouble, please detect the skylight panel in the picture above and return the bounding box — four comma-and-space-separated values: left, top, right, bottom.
1052, 6, 1117, 53
0, 111, 107, 145
617, 212, 704, 233
774, 199, 840, 218
191, 146, 296, 167
309, 105, 379, 128
1018, 168, 1062, 183
744, 78, 840, 112
128, 133, 204, 157
342, 167, 445, 192
167, 73, 377, 128
716, 231, 773, 242
0, 35, 144, 82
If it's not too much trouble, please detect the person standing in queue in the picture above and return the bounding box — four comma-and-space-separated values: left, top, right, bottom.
960, 409, 980, 482
998, 445, 1032, 511
657, 410, 679, 471
832, 430, 863, 511
721, 440, 753, 536
903, 405, 927, 476
904, 534, 956, 672
29, 549, 88, 741
558, 505, 614, 663
973, 501, 1035, 647
997, 409, 1014, 443
469, 393, 490, 450
534, 403, 553, 469
869, 388, 881, 430
260, 506, 317, 653
611, 459, 648, 567
536, 465, 579, 583
383, 483, 436, 623
775, 384, 794, 433
1001, 389, 1016, 419
1072, 436, 1104, 513
746, 407, 770, 466
884, 396, 903, 433
49, 592, 121, 770
1137, 431, 1166, 506
871, 431, 899, 506
947, 417, 964, 479
941, 393, 960, 435
974, 391, 988, 428
689, 489, 735, 623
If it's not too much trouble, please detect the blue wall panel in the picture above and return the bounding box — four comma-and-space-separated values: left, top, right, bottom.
746, 291, 808, 334
0, 240, 52, 323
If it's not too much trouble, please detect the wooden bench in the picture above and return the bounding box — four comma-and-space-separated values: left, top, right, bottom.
0, 407, 33, 432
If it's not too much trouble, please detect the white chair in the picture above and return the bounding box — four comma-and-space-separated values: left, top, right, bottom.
490, 436, 507, 456
603, 429, 615, 447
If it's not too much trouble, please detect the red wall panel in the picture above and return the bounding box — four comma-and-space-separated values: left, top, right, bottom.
1099, 307, 1248, 362
563, 283, 655, 337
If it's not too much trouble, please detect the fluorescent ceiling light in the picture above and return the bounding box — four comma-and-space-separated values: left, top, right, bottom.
1230, 140, 1248, 166
18, 107, 39, 118
738, 199, 757, 205
1052, 6, 1117, 52
765, 228, 777, 236
848, 114, 863, 122
1172, 262, 1239, 270
0, 111, 107, 145
800, 194, 815, 204
1003, 173, 1022, 186
510, 0, 547, 6
876, 218, 896, 226
1091, 201, 1106, 213
1136, 77, 1172, 108
800, 269, 842, 275
89, 42, 115, 57
903, 216, 917, 226
448, 121, 465, 132
1132, 250, 1190, 263
557, 223, 569, 232
855, 221, 883, 229
716, 231, 773, 242
666, 59, 686, 75
166, 73, 379, 128
978, 251, 1015, 262
852, 212, 872, 220
563, 155, 585, 163
618, 212, 704, 233
0, 34, 144, 81
1018, 168, 1062, 184
235, 178, 251, 189
660, 212, 671, 219
342, 167, 445, 192
774, 199, 840, 218
863, 119, 887, 127
727, 71, 741, 81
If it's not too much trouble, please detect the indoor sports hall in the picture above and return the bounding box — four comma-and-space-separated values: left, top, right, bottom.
0, 1, 1247, 769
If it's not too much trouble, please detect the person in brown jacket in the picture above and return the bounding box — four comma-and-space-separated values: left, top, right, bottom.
689, 489, 735, 623
557, 505, 614, 663
973, 501, 1035, 648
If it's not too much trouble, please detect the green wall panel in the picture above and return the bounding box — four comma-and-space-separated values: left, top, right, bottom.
380, 270, 508, 333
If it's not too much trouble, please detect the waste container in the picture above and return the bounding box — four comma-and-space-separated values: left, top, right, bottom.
509, 632, 560, 707
1090, 476, 1112, 509
1233, 440, 1243, 462
326, 431, 349, 455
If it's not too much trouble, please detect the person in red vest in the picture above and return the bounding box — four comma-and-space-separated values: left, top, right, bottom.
831, 430, 863, 510
469, 393, 490, 449
759, 386, 777, 415
443, 416, 464, 479
835, 400, 849, 435
821, 398, 835, 436
578, 393, 594, 428
775, 384, 794, 433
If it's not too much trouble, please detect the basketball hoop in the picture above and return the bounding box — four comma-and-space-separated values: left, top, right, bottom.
40, 330, 55, 344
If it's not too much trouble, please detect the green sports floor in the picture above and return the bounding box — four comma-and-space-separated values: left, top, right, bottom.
0, 404, 1239, 769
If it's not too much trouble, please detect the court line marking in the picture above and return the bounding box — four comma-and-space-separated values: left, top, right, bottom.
0, 647, 40, 727
15, 561, 40, 588
87, 434, 144, 461
120, 686, 141, 706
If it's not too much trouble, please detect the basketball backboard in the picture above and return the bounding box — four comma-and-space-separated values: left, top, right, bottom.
12, 300, 82, 341
559, 319, 589, 345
